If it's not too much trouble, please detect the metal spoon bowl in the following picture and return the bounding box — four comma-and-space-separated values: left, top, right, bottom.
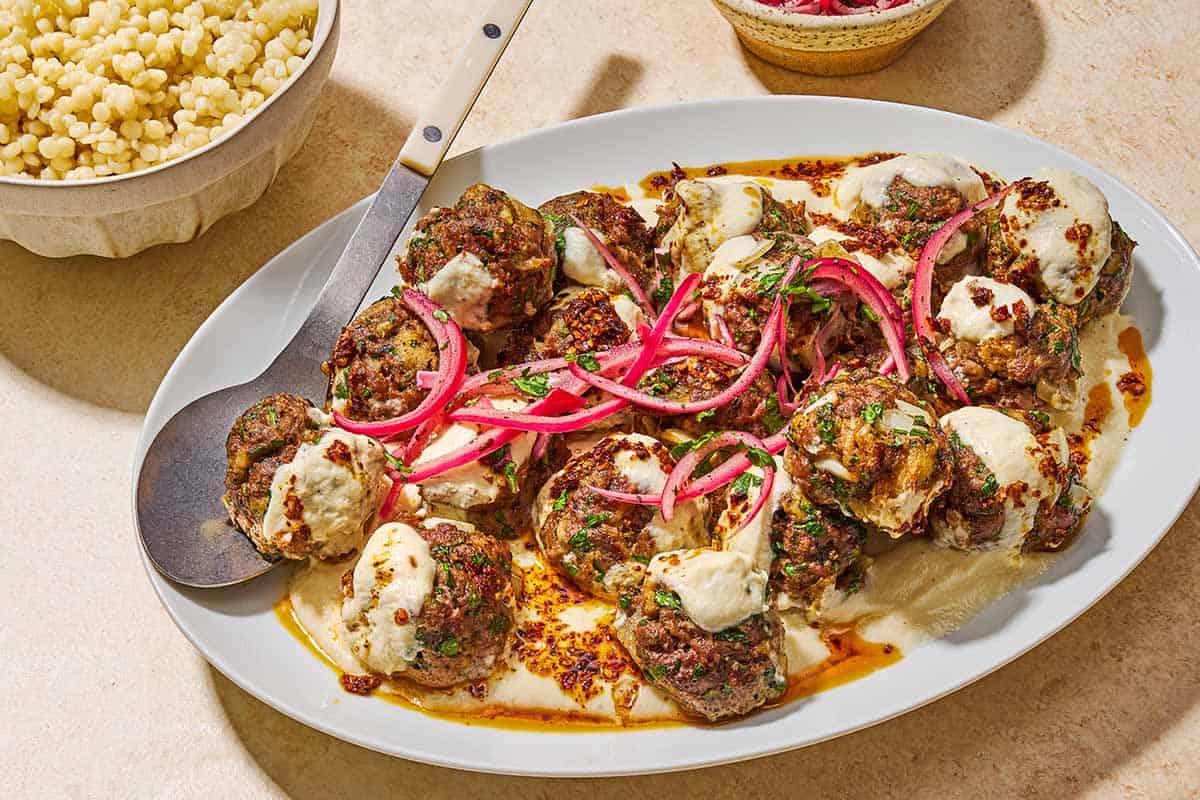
135, 0, 534, 588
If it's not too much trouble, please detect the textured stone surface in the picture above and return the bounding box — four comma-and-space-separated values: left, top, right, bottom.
2, 0, 1197, 797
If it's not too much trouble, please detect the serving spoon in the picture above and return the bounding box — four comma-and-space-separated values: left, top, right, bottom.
135, 0, 535, 588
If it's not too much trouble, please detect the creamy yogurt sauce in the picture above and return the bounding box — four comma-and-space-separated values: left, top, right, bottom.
418, 251, 497, 330
283, 158, 1147, 726
938, 275, 1038, 342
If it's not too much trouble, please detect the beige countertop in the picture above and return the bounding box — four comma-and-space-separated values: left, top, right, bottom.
3, 0, 1198, 796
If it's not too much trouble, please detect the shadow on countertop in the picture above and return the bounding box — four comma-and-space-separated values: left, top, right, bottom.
210, 492, 1200, 800
744, 0, 1047, 120
0, 80, 408, 416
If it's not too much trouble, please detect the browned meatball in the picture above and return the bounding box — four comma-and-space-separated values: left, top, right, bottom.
496, 286, 642, 364
635, 355, 788, 439
856, 176, 986, 286
324, 296, 439, 422
1078, 222, 1136, 324
534, 433, 710, 601
783, 371, 951, 536
614, 573, 788, 721
397, 183, 557, 331
343, 520, 518, 688
539, 190, 656, 292
930, 406, 1092, 553
769, 490, 865, 608
939, 298, 1081, 410
222, 392, 321, 541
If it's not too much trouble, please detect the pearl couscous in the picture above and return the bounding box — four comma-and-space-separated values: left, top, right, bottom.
0, 0, 317, 180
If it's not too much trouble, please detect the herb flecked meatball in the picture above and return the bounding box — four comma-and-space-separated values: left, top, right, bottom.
497, 286, 645, 364
398, 183, 557, 332
538, 190, 656, 292
769, 490, 866, 609
534, 433, 709, 601
342, 520, 518, 689
614, 551, 787, 721
223, 392, 322, 543
324, 296, 440, 422
635, 355, 787, 439
784, 370, 951, 537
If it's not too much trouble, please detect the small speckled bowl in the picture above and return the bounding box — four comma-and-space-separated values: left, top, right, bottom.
0, 0, 339, 259
712, 0, 956, 76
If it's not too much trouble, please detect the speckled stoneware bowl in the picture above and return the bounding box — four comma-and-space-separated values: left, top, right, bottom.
0, 0, 339, 259
712, 0, 956, 76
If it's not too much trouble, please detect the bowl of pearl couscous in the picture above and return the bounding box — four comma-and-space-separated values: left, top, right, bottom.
0, 0, 338, 257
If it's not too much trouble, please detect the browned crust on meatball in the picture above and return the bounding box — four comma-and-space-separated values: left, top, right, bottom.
783, 371, 950, 535
397, 183, 557, 330
324, 296, 438, 422
614, 576, 787, 721
939, 299, 1081, 409
1078, 221, 1136, 324
539, 190, 656, 291
222, 392, 321, 546
497, 287, 636, 364
769, 491, 865, 606
362, 521, 518, 689
635, 356, 786, 439
538, 436, 685, 600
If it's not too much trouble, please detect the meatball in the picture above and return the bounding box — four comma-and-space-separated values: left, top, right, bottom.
538, 190, 656, 292
633, 355, 787, 439
698, 232, 856, 369
497, 286, 645, 364
324, 296, 439, 422
397, 183, 557, 331
837, 153, 988, 287
414, 407, 567, 539
783, 371, 951, 537
342, 519, 517, 688
769, 489, 866, 610
931, 406, 1092, 553
987, 169, 1115, 307
1078, 222, 1136, 324
936, 275, 1081, 409
534, 433, 710, 601
223, 394, 386, 560
658, 178, 807, 275
614, 549, 787, 721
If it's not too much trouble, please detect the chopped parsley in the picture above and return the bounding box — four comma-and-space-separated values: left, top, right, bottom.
713, 627, 748, 643
644, 664, 666, 682
654, 590, 683, 610
816, 404, 837, 445
744, 445, 774, 468
762, 391, 788, 434
567, 530, 593, 553
860, 303, 882, 323
502, 459, 519, 493
552, 489, 569, 513
265, 406, 278, 426
670, 431, 717, 461
730, 471, 763, 496
489, 616, 511, 635
565, 351, 600, 372
980, 473, 1000, 498
433, 309, 450, 323
694, 408, 717, 424
333, 377, 349, 400
618, 595, 632, 610
436, 636, 461, 657
512, 372, 551, 398
861, 402, 884, 425
1029, 409, 1051, 425
651, 271, 674, 308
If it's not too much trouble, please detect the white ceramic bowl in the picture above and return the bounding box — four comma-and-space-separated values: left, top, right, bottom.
0, 0, 339, 259
712, 0, 956, 76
